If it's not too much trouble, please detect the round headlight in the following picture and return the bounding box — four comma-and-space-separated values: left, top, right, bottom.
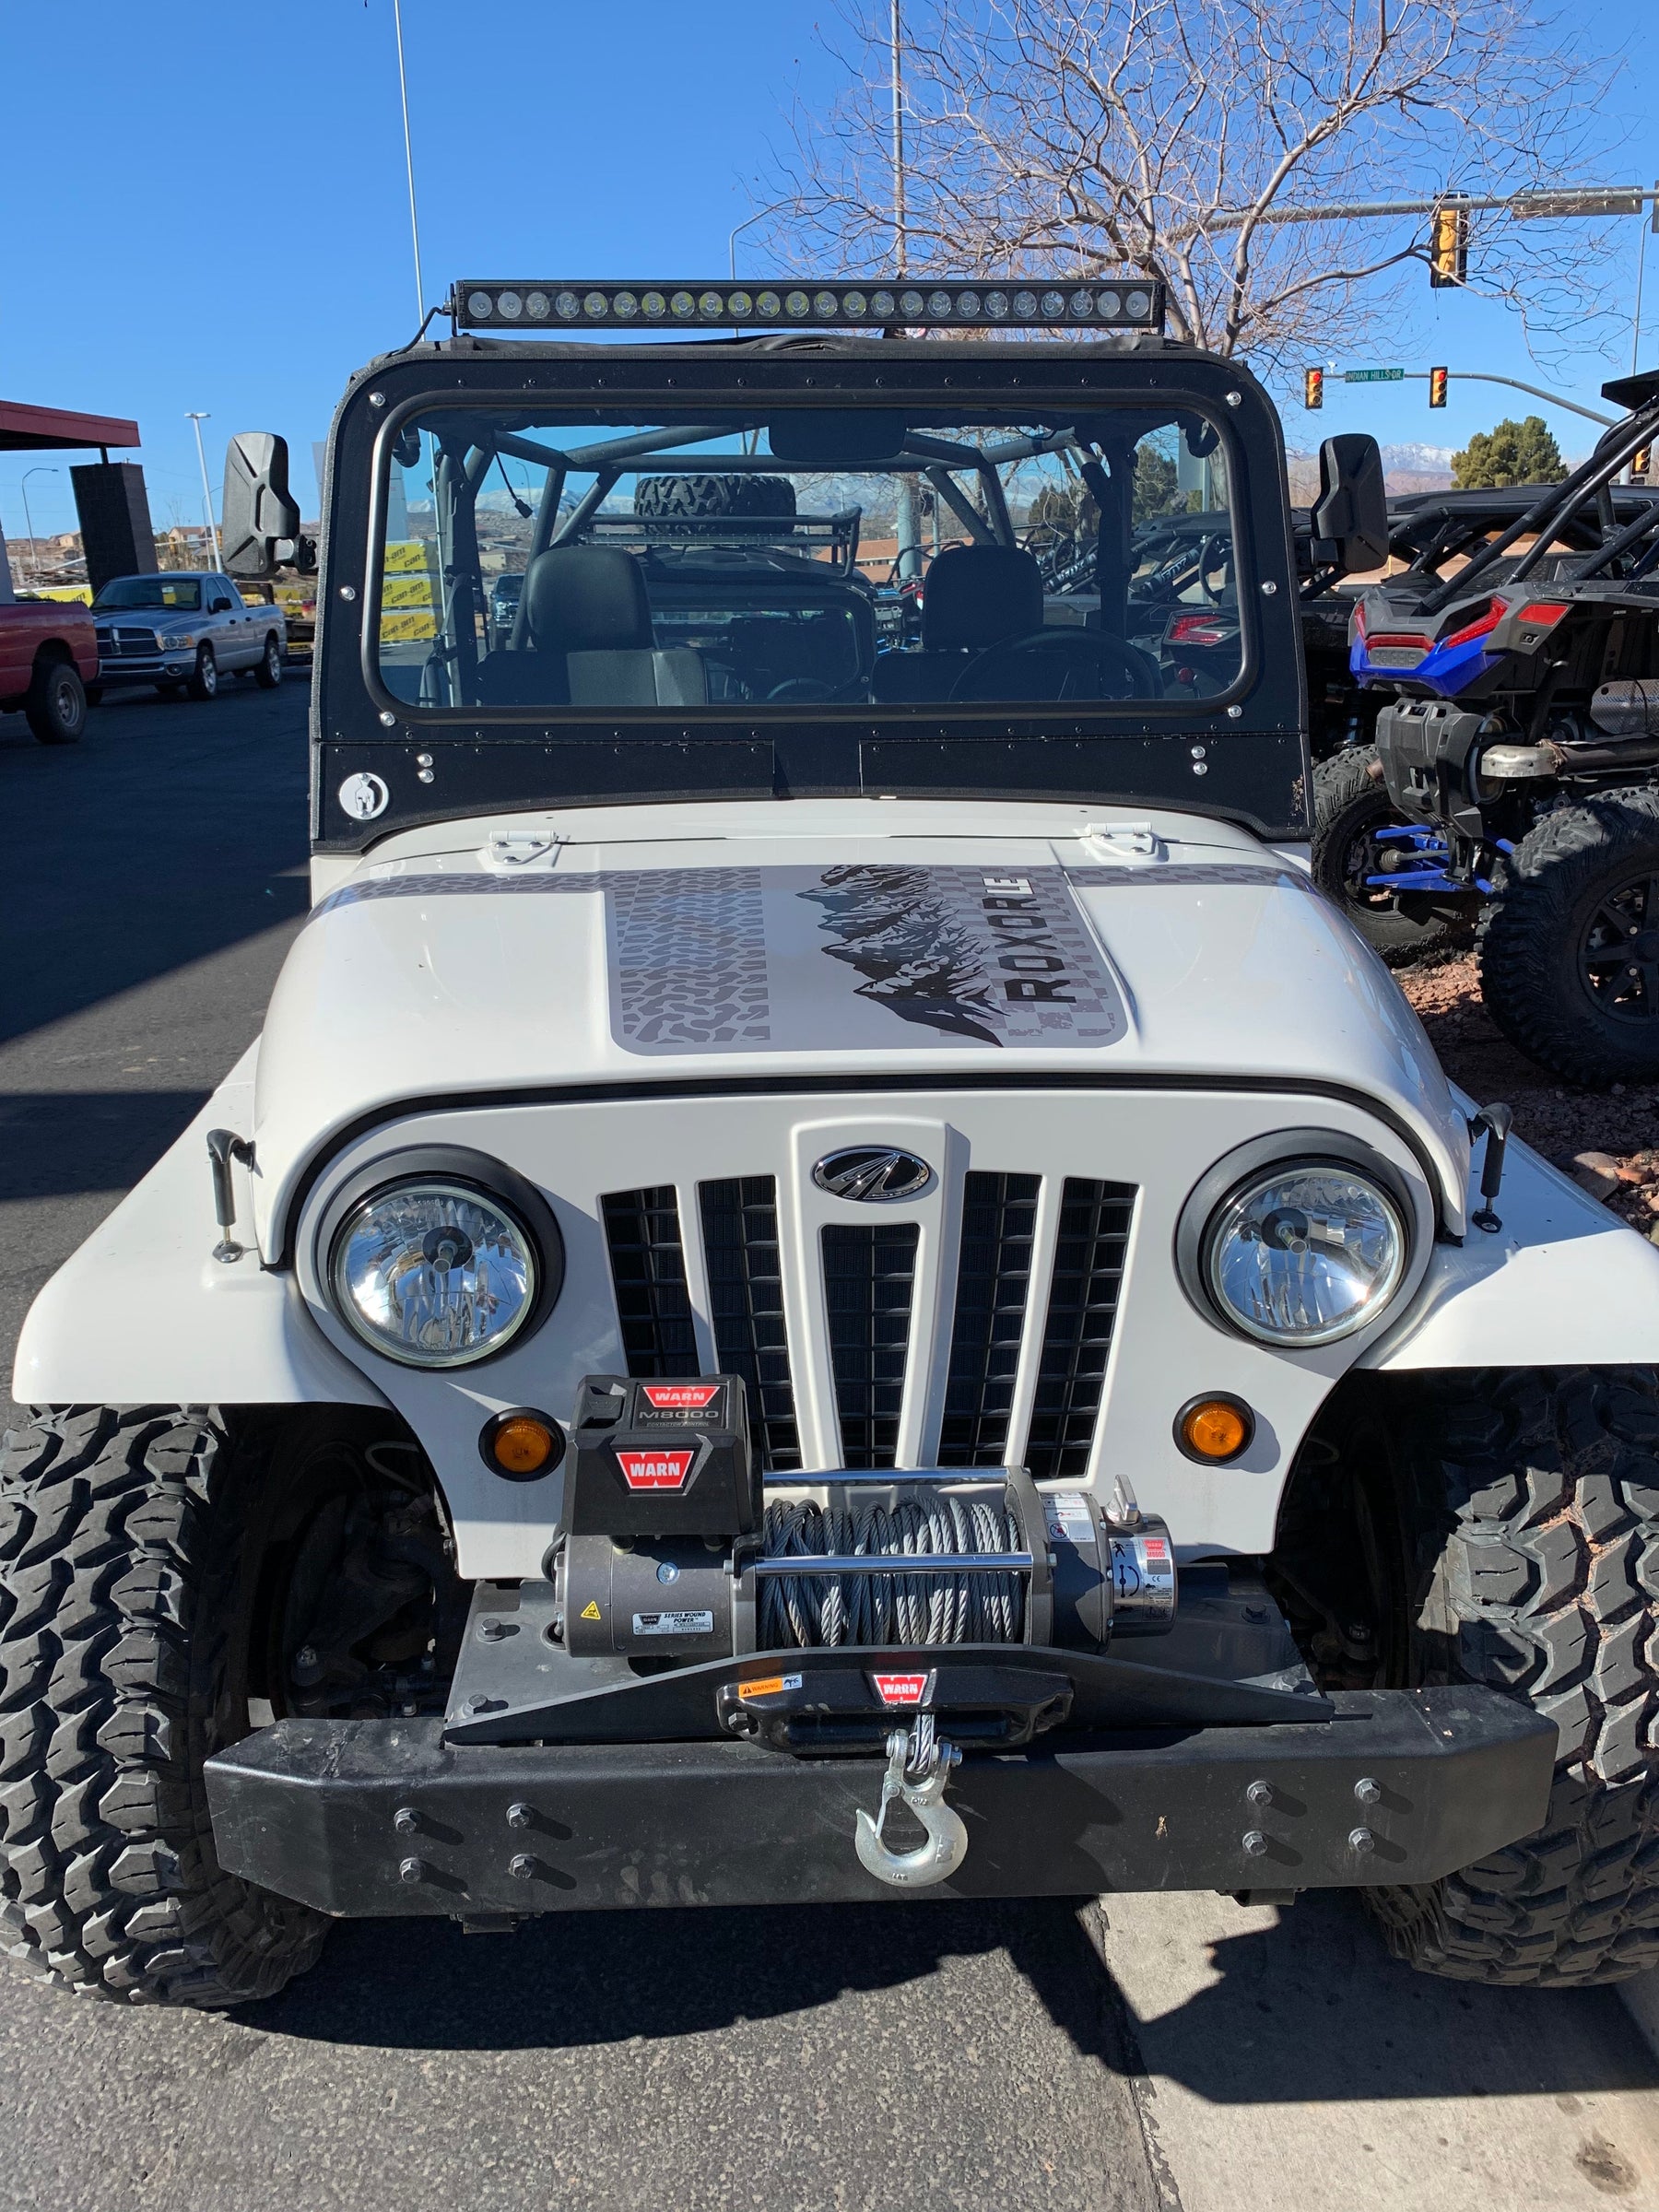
331, 1180, 538, 1368
1204, 1164, 1406, 1347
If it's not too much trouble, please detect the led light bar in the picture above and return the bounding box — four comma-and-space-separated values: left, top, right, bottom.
449, 278, 1166, 334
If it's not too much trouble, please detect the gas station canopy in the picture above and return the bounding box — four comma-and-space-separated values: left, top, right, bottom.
0, 399, 140, 453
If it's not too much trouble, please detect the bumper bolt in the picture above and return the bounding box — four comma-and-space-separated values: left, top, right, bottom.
508, 1853, 536, 1881
398, 1856, 425, 1883
1348, 1827, 1376, 1854
506, 1802, 533, 1830
1241, 1830, 1268, 1857
1246, 1779, 1273, 1809
477, 1618, 510, 1641
1354, 1776, 1382, 1806
393, 1806, 419, 1836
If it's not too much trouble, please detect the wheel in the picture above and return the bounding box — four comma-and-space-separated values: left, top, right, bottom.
187, 643, 218, 701
23, 657, 86, 745
1282, 1369, 1659, 1985
254, 632, 283, 688
1310, 747, 1476, 962
633, 473, 796, 522
0, 1407, 330, 2006
1477, 790, 1659, 1087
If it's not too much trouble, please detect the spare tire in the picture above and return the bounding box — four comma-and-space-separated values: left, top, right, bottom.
634, 474, 796, 521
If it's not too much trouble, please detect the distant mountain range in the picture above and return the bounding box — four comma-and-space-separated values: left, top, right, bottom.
1288, 441, 1456, 501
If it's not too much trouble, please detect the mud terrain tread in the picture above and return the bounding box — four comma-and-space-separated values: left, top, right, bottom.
1367, 1367, 1659, 1983
633, 472, 796, 521
0, 1406, 327, 2006
1309, 746, 1461, 961
1477, 788, 1659, 1088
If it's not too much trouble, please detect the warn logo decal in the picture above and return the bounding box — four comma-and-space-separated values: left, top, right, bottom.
870, 1670, 933, 1707
640, 1383, 721, 1411
616, 1449, 696, 1491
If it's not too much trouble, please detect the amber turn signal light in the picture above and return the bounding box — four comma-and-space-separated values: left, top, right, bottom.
1174, 1394, 1254, 1464
479, 1409, 565, 1480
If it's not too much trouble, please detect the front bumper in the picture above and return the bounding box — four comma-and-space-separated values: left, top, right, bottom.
206, 1684, 1553, 1918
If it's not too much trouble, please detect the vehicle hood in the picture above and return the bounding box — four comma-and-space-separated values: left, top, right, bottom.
92, 606, 202, 630
253, 799, 1467, 1248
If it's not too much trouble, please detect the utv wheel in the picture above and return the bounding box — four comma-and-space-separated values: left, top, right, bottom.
1478, 791, 1659, 1087
24, 657, 87, 746
633, 472, 796, 522
0, 1406, 329, 2006
187, 644, 218, 701
1310, 747, 1475, 962
1306, 1369, 1659, 1985
254, 632, 283, 688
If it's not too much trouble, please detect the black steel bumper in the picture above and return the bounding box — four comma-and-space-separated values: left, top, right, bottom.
205, 1685, 1554, 1918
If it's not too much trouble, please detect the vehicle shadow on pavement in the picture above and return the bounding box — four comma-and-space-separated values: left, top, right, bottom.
0, 1088, 211, 1201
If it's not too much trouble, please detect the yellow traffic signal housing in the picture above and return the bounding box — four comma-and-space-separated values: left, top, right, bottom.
1430, 201, 1468, 288
1304, 367, 1324, 410
1633, 447, 1653, 480
1429, 367, 1450, 408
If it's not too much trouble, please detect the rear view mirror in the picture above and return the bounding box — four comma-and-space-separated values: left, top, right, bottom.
222, 432, 316, 577
1312, 433, 1387, 575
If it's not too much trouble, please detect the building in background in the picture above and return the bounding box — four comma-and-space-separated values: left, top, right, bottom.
0, 398, 146, 602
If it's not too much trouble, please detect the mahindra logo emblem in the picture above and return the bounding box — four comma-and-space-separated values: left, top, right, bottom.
812, 1147, 933, 1203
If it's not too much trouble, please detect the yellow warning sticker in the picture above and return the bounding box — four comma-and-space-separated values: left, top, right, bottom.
580, 1600, 602, 1621
738, 1673, 804, 1702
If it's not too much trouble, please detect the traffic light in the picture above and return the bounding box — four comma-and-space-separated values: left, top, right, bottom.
1304, 367, 1324, 410
1633, 447, 1653, 480
1429, 366, 1449, 408
1430, 200, 1468, 288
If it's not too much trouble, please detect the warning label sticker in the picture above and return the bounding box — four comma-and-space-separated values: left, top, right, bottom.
617, 1449, 696, 1490
737, 1673, 805, 1702
632, 1610, 716, 1637
580, 1600, 602, 1621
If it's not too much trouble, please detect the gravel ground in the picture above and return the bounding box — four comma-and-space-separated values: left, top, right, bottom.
1397, 952, 1659, 1236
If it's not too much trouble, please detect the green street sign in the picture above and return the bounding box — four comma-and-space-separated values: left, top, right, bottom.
1345, 368, 1406, 383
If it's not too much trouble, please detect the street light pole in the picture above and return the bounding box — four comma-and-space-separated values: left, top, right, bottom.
185, 413, 222, 571
891, 0, 924, 586
393, 0, 426, 324
19, 466, 58, 588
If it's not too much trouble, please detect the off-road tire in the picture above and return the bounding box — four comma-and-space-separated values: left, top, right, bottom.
254, 632, 283, 688
24, 656, 86, 746
187, 644, 218, 702
1366, 1367, 1659, 1984
1477, 790, 1659, 1088
633, 473, 796, 522
0, 1406, 329, 2006
1310, 746, 1472, 962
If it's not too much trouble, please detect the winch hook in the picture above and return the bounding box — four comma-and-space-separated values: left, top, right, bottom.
854, 1718, 969, 1889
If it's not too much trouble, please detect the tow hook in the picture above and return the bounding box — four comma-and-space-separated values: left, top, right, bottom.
854, 1714, 968, 1889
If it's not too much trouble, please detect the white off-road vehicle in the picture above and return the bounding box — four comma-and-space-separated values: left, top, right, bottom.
8, 278, 1659, 2008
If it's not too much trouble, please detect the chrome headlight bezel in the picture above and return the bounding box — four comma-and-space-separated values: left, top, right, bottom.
316, 1145, 564, 1370
1175, 1130, 1416, 1351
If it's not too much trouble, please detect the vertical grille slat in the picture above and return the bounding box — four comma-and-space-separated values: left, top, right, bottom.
823, 1221, 919, 1470
601, 1186, 700, 1377
937, 1171, 1041, 1466
1026, 1177, 1136, 1480
700, 1177, 801, 1472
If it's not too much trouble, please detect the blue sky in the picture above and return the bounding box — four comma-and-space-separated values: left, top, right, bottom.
0, 0, 1653, 543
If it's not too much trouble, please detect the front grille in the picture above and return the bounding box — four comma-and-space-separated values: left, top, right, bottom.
823, 1221, 920, 1469
937, 1171, 1041, 1466
700, 1176, 800, 1472
1026, 1178, 1135, 1479
95, 625, 161, 658
601, 1186, 699, 1377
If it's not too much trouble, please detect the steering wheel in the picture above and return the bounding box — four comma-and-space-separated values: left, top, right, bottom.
948, 629, 1164, 703
1197, 535, 1232, 605
766, 677, 838, 702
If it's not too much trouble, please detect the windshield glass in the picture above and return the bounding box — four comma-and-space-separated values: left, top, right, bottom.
93, 576, 204, 611
376, 405, 1242, 713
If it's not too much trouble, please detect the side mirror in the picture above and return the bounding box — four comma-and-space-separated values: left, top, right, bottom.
221, 432, 316, 577
1311, 433, 1388, 575
209, 594, 232, 613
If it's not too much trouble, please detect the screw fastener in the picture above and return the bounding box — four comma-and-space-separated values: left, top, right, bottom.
398, 1856, 425, 1883
1354, 1776, 1382, 1806
1246, 1780, 1273, 1808
508, 1853, 537, 1881
1241, 1830, 1268, 1857
1348, 1827, 1376, 1853
506, 1802, 533, 1830
393, 1806, 419, 1836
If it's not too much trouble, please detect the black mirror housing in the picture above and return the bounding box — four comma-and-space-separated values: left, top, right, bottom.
222, 432, 316, 577
1311, 433, 1388, 575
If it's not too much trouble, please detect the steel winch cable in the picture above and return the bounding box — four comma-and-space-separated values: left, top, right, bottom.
759, 1491, 1026, 1650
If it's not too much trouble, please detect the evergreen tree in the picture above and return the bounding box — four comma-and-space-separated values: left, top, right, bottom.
1452, 415, 1567, 489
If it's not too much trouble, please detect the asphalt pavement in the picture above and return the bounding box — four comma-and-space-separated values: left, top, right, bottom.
3, 677, 1659, 2212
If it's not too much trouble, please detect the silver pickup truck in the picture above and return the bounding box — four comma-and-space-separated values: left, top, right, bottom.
89, 569, 287, 701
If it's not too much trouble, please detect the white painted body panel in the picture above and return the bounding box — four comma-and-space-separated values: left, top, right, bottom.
16, 799, 1659, 1581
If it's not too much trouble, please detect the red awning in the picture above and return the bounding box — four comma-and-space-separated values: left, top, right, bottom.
0, 398, 141, 453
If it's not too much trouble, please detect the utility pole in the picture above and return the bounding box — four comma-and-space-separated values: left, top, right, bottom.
185, 414, 223, 571
393, 0, 426, 324
19, 466, 57, 587
891, 0, 922, 587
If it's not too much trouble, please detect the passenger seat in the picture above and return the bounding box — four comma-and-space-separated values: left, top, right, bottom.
870, 544, 1044, 701
472, 546, 705, 707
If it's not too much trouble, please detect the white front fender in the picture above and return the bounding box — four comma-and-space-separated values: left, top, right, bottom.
11, 1046, 384, 1411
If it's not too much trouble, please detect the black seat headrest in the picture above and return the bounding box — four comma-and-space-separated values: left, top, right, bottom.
922, 545, 1043, 652
524, 546, 654, 653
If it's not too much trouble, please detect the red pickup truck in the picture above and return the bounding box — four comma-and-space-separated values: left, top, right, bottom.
0, 594, 98, 742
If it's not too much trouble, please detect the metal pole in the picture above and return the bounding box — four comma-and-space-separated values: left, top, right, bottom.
186, 414, 222, 571
1341, 369, 1618, 428
19, 467, 56, 587
891, 0, 906, 276
393, 0, 426, 324
728, 207, 771, 280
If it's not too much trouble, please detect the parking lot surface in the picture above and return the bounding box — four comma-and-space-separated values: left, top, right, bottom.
4, 681, 1659, 2212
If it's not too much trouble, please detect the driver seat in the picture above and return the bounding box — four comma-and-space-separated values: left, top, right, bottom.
870, 544, 1044, 701
473, 546, 706, 707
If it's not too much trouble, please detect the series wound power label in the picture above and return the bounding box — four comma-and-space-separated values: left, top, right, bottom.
870, 1670, 933, 1706
616, 1449, 695, 1491
632, 1609, 716, 1637
736, 1673, 805, 1702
